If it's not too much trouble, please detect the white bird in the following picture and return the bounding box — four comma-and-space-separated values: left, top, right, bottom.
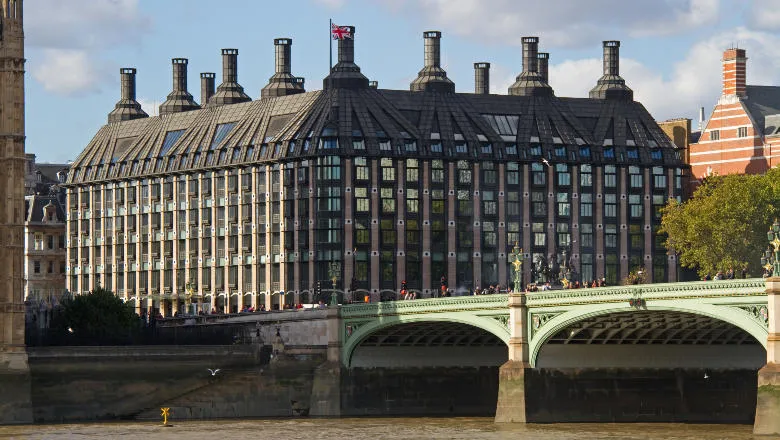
703, 372, 709, 379
541, 158, 551, 167
67, 327, 74, 334
207, 368, 220, 376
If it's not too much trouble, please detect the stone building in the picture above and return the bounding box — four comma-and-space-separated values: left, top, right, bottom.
24, 153, 69, 198
0, 0, 33, 425
64, 30, 687, 316
23, 194, 67, 305
689, 47, 780, 178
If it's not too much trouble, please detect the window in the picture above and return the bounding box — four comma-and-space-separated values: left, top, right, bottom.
710, 130, 720, 141
629, 195, 642, 218
579, 146, 591, 159
430, 142, 442, 153
653, 167, 667, 189
379, 140, 392, 151
580, 164, 592, 187
457, 161, 471, 184
604, 165, 617, 188
482, 191, 497, 216
605, 225, 617, 248
532, 163, 545, 186
580, 193, 593, 217
604, 194, 617, 218
627, 149, 639, 160
629, 166, 642, 188
556, 193, 570, 216
738, 127, 748, 138
406, 189, 419, 214
533, 222, 546, 247
506, 192, 520, 216
34, 261, 41, 274
651, 149, 662, 161
581, 224, 593, 248
431, 160, 445, 183
355, 188, 369, 212
532, 192, 546, 217
380, 188, 395, 213
603, 148, 615, 159
556, 164, 570, 186
380, 158, 395, 181
455, 142, 468, 154
557, 223, 570, 246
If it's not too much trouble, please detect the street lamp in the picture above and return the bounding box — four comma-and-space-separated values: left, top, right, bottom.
764, 219, 780, 277
508, 242, 523, 292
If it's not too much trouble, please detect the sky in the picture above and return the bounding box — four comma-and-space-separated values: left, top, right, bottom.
23, 0, 780, 163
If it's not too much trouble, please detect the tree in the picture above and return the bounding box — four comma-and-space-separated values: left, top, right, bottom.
50, 287, 141, 342
659, 168, 780, 278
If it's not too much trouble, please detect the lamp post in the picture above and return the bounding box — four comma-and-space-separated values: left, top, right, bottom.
508, 242, 523, 292
763, 219, 780, 277
328, 261, 341, 306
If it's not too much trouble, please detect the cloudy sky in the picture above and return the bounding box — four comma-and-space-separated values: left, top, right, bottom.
23, 0, 780, 163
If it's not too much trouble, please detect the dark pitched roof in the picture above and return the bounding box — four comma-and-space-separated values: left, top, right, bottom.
24, 194, 66, 223
745, 85, 780, 135
66, 87, 683, 185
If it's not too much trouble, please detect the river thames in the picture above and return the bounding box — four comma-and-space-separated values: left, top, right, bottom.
0, 418, 763, 439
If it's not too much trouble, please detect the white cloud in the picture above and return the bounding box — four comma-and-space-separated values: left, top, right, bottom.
31, 49, 113, 96
137, 99, 160, 117
26, 0, 150, 95
378, 0, 720, 47
312, 0, 346, 8
747, 0, 780, 30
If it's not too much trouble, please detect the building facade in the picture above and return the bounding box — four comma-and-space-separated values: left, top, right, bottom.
64, 30, 687, 316
689, 48, 780, 178
23, 194, 67, 305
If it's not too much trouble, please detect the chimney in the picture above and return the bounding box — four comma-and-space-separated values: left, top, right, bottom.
474, 62, 490, 94
508, 37, 553, 97
108, 68, 148, 123
698, 106, 705, 131
410, 31, 455, 93
722, 48, 746, 97
589, 40, 633, 100
207, 48, 251, 107
200, 72, 215, 108
261, 38, 305, 99
323, 25, 370, 89
537, 53, 549, 84
369, 80, 378, 89
159, 58, 199, 116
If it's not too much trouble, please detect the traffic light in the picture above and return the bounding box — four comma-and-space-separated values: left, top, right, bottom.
315, 281, 322, 298
401, 280, 407, 290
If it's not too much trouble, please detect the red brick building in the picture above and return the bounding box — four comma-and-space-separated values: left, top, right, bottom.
689, 48, 780, 178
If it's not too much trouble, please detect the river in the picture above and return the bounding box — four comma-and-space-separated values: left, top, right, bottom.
0, 418, 762, 439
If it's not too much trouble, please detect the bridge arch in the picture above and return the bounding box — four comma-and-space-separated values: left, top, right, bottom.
528, 302, 768, 368
342, 312, 511, 367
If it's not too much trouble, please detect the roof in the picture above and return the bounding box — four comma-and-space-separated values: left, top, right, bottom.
66, 87, 684, 185
24, 194, 66, 224
744, 85, 780, 135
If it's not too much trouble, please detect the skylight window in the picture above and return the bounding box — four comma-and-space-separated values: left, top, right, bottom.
158, 129, 185, 158
210, 122, 236, 150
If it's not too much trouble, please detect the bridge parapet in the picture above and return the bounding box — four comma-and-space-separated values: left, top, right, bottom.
526, 279, 767, 308
341, 295, 509, 319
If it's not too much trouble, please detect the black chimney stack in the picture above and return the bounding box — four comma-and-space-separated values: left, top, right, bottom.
207, 48, 251, 107
323, 26, 369, 89
108, 67, 148, 123
537, 53, 549, 84
200, 72, 215, 108
410, 31, 455, 93
508, 36, 553, 97
589, 40, 633, 100
474, 62, 490, 94
261, 38, 305, 98
159, 58, 200, 115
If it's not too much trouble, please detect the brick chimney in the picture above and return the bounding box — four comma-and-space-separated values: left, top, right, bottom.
722, 48, 746, 97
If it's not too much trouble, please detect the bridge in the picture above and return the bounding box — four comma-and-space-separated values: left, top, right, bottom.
318, 278, 778, 434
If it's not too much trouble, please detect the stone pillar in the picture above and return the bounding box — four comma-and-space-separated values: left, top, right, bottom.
495, 292, 530, 423
755, 277, 780, 435
309, 305, 342, 416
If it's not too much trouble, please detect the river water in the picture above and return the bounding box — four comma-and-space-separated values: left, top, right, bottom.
0, 418, 763, 440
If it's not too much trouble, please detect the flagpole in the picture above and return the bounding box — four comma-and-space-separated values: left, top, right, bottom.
329, 18, 333, 73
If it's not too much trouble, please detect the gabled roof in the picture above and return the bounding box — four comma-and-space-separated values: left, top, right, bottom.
24, 194, 66, 224
66, 88, 683, 185
745, 85, 780, 136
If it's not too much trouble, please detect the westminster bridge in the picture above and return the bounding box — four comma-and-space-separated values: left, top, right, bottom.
175, 277, 780, 433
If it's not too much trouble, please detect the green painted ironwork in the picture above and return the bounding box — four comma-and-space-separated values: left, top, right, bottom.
339, 278, 770, 367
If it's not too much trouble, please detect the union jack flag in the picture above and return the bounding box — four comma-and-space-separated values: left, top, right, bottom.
331, 23, 352, 40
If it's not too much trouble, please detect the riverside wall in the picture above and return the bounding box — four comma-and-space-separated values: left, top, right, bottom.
22, 346, 759, 424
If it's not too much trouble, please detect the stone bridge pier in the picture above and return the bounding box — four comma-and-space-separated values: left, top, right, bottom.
755, 277, 780, 435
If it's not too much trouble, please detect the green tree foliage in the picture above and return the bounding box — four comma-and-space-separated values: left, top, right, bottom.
660, 168, 780, 278
51, 287, 140, 340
